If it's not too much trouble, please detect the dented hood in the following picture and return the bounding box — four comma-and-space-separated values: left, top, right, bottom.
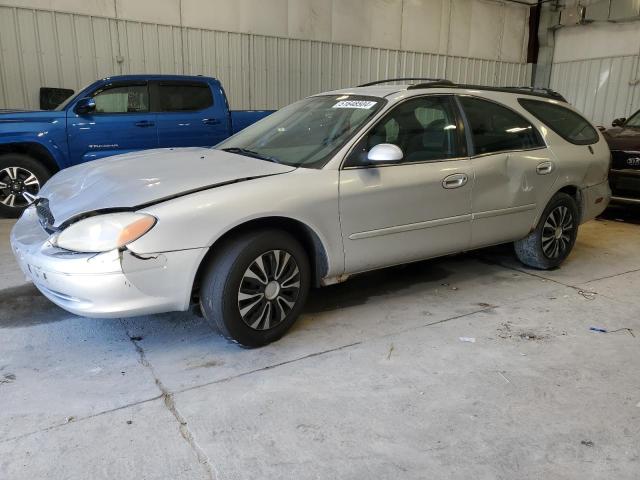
39, 147, 295, 226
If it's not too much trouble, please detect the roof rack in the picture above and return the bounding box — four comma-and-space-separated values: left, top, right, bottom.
405, 81, 567, 102
499, 86, 567, 102
358, 77, 451, 87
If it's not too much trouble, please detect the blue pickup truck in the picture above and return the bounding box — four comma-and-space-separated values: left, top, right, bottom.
0, 74, 273, 217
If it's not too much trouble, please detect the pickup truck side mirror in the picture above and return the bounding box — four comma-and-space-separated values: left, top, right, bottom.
612, 117, 626, 127
367, 143, 403, 164
74, 97, 96, 115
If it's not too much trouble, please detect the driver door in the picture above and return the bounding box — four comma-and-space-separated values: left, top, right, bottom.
339, 95, 474, 273
67, 81, 158, 163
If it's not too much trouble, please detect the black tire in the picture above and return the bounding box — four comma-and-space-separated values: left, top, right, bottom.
0, 154, 51, 218
514, 192, 579, 270
199, 229, 311, 348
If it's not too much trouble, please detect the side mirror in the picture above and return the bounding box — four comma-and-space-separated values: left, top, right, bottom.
612, 117, 626, 127
74, 97, 96, 115
367, 143, 403, 164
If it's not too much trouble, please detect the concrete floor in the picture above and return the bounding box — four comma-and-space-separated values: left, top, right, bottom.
1, 209, 639, 479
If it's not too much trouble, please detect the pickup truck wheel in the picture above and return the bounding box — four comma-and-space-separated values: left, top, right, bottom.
0, 154, 51, 218
514, 192, 579, 270
199, 229, 310, 348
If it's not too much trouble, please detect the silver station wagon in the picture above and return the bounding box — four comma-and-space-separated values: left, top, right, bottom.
11, 79, 611, 347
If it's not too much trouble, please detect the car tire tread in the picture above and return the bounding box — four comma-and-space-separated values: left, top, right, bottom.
199, 229, 310, 348
0, 153, 51, 218
514, 192, 579, 270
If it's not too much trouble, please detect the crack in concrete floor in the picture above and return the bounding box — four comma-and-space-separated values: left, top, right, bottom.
1, 261, 629, 448
0, 303, 495, 445
121, 320, 219, 480
3, 216, 639, 478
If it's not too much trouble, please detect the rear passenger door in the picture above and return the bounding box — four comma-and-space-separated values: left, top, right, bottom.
457, 96, 558, 247
151, 80, 228, 148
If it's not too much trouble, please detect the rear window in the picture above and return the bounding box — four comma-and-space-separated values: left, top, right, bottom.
518, 99, 598, 145
157, 82, 213, 112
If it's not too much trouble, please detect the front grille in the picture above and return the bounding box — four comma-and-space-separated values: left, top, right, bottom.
611, 150, 640, 170
35, 198, 56, 232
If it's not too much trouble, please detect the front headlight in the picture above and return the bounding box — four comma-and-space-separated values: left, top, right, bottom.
52, 212, 157, 253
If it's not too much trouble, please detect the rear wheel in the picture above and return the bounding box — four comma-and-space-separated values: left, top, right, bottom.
199, 229, 310, 348
0, 154, 51, 218
514, 192, 579, 269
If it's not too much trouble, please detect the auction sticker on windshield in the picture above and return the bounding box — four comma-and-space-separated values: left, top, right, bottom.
333, 100, 378, 109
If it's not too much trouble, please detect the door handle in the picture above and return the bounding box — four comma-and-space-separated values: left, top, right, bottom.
536, 161, 554, 175
442, 173, 468, 189
135, 120, 155, 128
203, 118, 221, 125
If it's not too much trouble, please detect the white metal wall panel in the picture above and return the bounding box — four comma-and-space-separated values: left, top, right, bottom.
550, 55, 640, 125
0, 5, 533, 111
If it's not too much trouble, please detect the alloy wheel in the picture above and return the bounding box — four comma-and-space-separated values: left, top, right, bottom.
541, 205, 574, 259
0, 166, 40, 208
237, 249, 301, 330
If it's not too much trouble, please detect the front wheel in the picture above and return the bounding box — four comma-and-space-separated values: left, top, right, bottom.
0, 154, 51, 218
514, 192, 579, 270
199, 229, 310, 348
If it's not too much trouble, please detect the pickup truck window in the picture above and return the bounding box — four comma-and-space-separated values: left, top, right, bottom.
92, 84, 149, 113
217, 95, 384, 168
157, 82, 213, 111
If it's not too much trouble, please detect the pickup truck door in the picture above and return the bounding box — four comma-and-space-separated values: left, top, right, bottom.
151, 80, 229, 147
456, 96, 559, 247
67, 81, 158, 163
339, 95, 473, 273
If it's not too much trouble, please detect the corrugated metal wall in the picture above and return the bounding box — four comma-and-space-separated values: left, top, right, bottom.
0, 5, 533, 111
550, 55, 640, 126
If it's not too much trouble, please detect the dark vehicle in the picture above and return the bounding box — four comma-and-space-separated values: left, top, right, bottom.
0, 75, 273, 217
603, 111, 640, 205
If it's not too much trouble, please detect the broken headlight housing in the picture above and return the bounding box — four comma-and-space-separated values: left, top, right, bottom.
51, 212, 157, 253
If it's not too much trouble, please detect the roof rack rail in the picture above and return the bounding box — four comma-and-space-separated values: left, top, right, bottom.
358, 78, 568, 102
358, 77, 450, 87
404, 80, 455, 89
406, 81, 567, 102
499, 86, 567, 102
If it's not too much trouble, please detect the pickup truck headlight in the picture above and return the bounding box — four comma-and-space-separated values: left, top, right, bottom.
52, 213, 156, 253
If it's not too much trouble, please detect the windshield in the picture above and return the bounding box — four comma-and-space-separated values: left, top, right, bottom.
216, 95, 385, 168
625, 110, 640, 127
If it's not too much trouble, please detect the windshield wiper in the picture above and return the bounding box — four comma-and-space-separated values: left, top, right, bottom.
221, 147, 281, 164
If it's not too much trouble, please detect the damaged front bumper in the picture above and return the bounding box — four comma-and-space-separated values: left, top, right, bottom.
10, 207, 207, 318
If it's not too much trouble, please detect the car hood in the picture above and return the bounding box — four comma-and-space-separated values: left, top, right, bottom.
0, 109, 65, 121
602, 126, 640, 150
39, 147, 296, 226
603, 127, 640, 170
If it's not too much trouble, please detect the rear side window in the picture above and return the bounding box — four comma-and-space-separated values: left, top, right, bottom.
518, 99, 598, 145
157, 82, 213, 112
458, 96, 544, 155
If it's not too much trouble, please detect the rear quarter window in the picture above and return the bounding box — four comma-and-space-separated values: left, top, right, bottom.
518, 99, 599, 145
